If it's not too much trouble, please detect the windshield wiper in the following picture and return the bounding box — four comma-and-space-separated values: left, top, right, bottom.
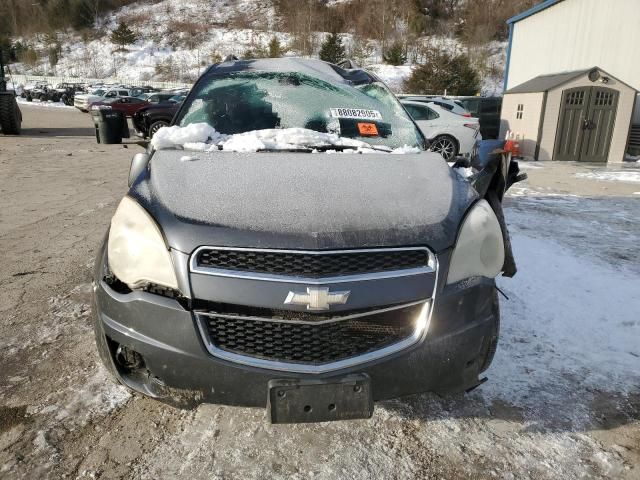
308, 144, 393, 153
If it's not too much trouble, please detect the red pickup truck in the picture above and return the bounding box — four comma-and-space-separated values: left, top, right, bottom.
89, 96, 149, 117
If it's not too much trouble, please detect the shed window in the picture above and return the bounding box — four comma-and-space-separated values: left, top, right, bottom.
516, 104, 524, 120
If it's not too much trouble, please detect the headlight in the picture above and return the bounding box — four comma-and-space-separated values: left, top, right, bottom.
107, 196, 178, 290
447, 200, 504, 285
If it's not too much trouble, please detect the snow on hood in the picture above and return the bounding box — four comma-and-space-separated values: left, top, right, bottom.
150, 123, 421, 154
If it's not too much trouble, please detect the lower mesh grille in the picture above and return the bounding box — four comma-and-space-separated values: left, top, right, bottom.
198, 303, 424, 365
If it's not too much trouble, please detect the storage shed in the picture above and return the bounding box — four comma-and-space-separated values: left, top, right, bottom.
500, 68, 636, 163
502, 0, 640, 162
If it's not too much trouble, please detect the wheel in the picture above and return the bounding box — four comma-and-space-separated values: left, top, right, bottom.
51, 93, 60, 103
429, 135, 459, 161
0, 95, 22, 135
26, 94, 32, 102
148, 120, 169, 138
479, 290, 500, 373
39, 93, 47, 102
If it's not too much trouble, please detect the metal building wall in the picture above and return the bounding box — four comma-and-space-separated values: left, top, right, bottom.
506, 0, 640, 91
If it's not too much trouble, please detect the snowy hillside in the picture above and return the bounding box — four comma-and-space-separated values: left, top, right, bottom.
8, 0, 507, 94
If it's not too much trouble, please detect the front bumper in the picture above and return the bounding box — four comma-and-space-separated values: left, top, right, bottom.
93, 264, 499, 408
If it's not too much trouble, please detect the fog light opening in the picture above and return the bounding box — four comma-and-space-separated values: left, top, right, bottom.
115, 344, 146, 372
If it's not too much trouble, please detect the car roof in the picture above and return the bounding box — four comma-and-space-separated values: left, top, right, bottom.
203, 57, 380, 86
400, 100, 461, 119
401, 99, 448, 111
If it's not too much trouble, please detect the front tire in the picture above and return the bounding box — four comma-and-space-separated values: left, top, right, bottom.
0, 95, 22, 135
148, 120, 169, 138
430, 135, 459, 161
149, 120, 169, 138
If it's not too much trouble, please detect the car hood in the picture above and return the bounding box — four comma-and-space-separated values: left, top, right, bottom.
130, 150, 477, 253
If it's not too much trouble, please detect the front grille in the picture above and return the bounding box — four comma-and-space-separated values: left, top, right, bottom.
196, 248, 430, 278
198, 303, 424, 365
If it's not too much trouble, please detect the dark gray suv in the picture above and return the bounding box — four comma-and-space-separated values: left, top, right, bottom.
92, 58, 518, 423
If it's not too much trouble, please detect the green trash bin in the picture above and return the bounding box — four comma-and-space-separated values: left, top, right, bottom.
92, 108, 130, 144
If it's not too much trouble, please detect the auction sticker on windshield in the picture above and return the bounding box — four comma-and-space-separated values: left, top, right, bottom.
330, 108, 383, 120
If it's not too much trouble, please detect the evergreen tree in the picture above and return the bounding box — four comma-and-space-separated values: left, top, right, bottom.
319, 32, 345, 64
404, 47, 480, 95
383, 41, 406, 66
268, 36, 284, 58
111, 21, 137, 50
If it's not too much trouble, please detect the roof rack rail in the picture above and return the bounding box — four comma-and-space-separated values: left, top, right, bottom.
336, 59, 359, 69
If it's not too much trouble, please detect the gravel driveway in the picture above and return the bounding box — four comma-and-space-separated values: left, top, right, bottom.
1, 105, 638, 479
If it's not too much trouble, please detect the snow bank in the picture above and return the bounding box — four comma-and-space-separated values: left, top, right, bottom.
16, 98, 74, 110
487, 229, 640, 405
151, 123, 420, 154
367, 64, 414, 92
575, 170, 640, 184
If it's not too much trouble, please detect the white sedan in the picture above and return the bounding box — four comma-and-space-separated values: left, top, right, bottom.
401, 100, 481, 160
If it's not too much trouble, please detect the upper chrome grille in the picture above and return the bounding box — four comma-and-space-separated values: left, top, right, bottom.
191, 247, 433, 282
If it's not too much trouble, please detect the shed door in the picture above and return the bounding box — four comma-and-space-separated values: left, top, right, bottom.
555, 87, 618, 162
580, 88, 618, 162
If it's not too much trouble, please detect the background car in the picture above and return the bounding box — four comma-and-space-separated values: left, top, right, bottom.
74, 88, 131, 112
398, 95, 472, 117
90, 96, 150, 116
23, 82, 52, 102
456, 96, 503, 139
141, 92, 176, 104
132, 95, 185, 138
402, 100, 481, 160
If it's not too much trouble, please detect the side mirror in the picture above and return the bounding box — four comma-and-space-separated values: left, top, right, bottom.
129, 153, 150, 187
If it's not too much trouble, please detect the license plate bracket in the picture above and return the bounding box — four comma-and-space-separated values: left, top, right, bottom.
267, 374, 373, 424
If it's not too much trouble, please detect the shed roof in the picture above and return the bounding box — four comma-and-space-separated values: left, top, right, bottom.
505, 67, 638, 94
505, 68, 594, 94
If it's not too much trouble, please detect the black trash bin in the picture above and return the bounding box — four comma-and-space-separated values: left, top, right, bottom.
92, 109, 130, 144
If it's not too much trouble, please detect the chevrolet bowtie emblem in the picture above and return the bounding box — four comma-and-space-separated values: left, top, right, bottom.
284, 287, 351, 311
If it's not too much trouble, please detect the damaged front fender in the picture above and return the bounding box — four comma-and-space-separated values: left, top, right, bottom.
451, 145, 526, 277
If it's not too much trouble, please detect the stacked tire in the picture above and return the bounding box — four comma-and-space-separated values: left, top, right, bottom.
0, 94, 22, 135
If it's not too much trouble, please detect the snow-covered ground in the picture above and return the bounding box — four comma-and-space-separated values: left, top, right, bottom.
16, 98, 75, 110
3, 106, 637, 478
576, 170, 640, 184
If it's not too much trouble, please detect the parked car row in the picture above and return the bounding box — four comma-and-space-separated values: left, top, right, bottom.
74, 74, 499, 160
21, 82, 86, 105
75, 85, 188, 138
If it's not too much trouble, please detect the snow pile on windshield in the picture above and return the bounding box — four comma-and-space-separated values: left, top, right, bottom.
150, 123, 420, 154
151, 123, 228, 150
221, 128, 368, 152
